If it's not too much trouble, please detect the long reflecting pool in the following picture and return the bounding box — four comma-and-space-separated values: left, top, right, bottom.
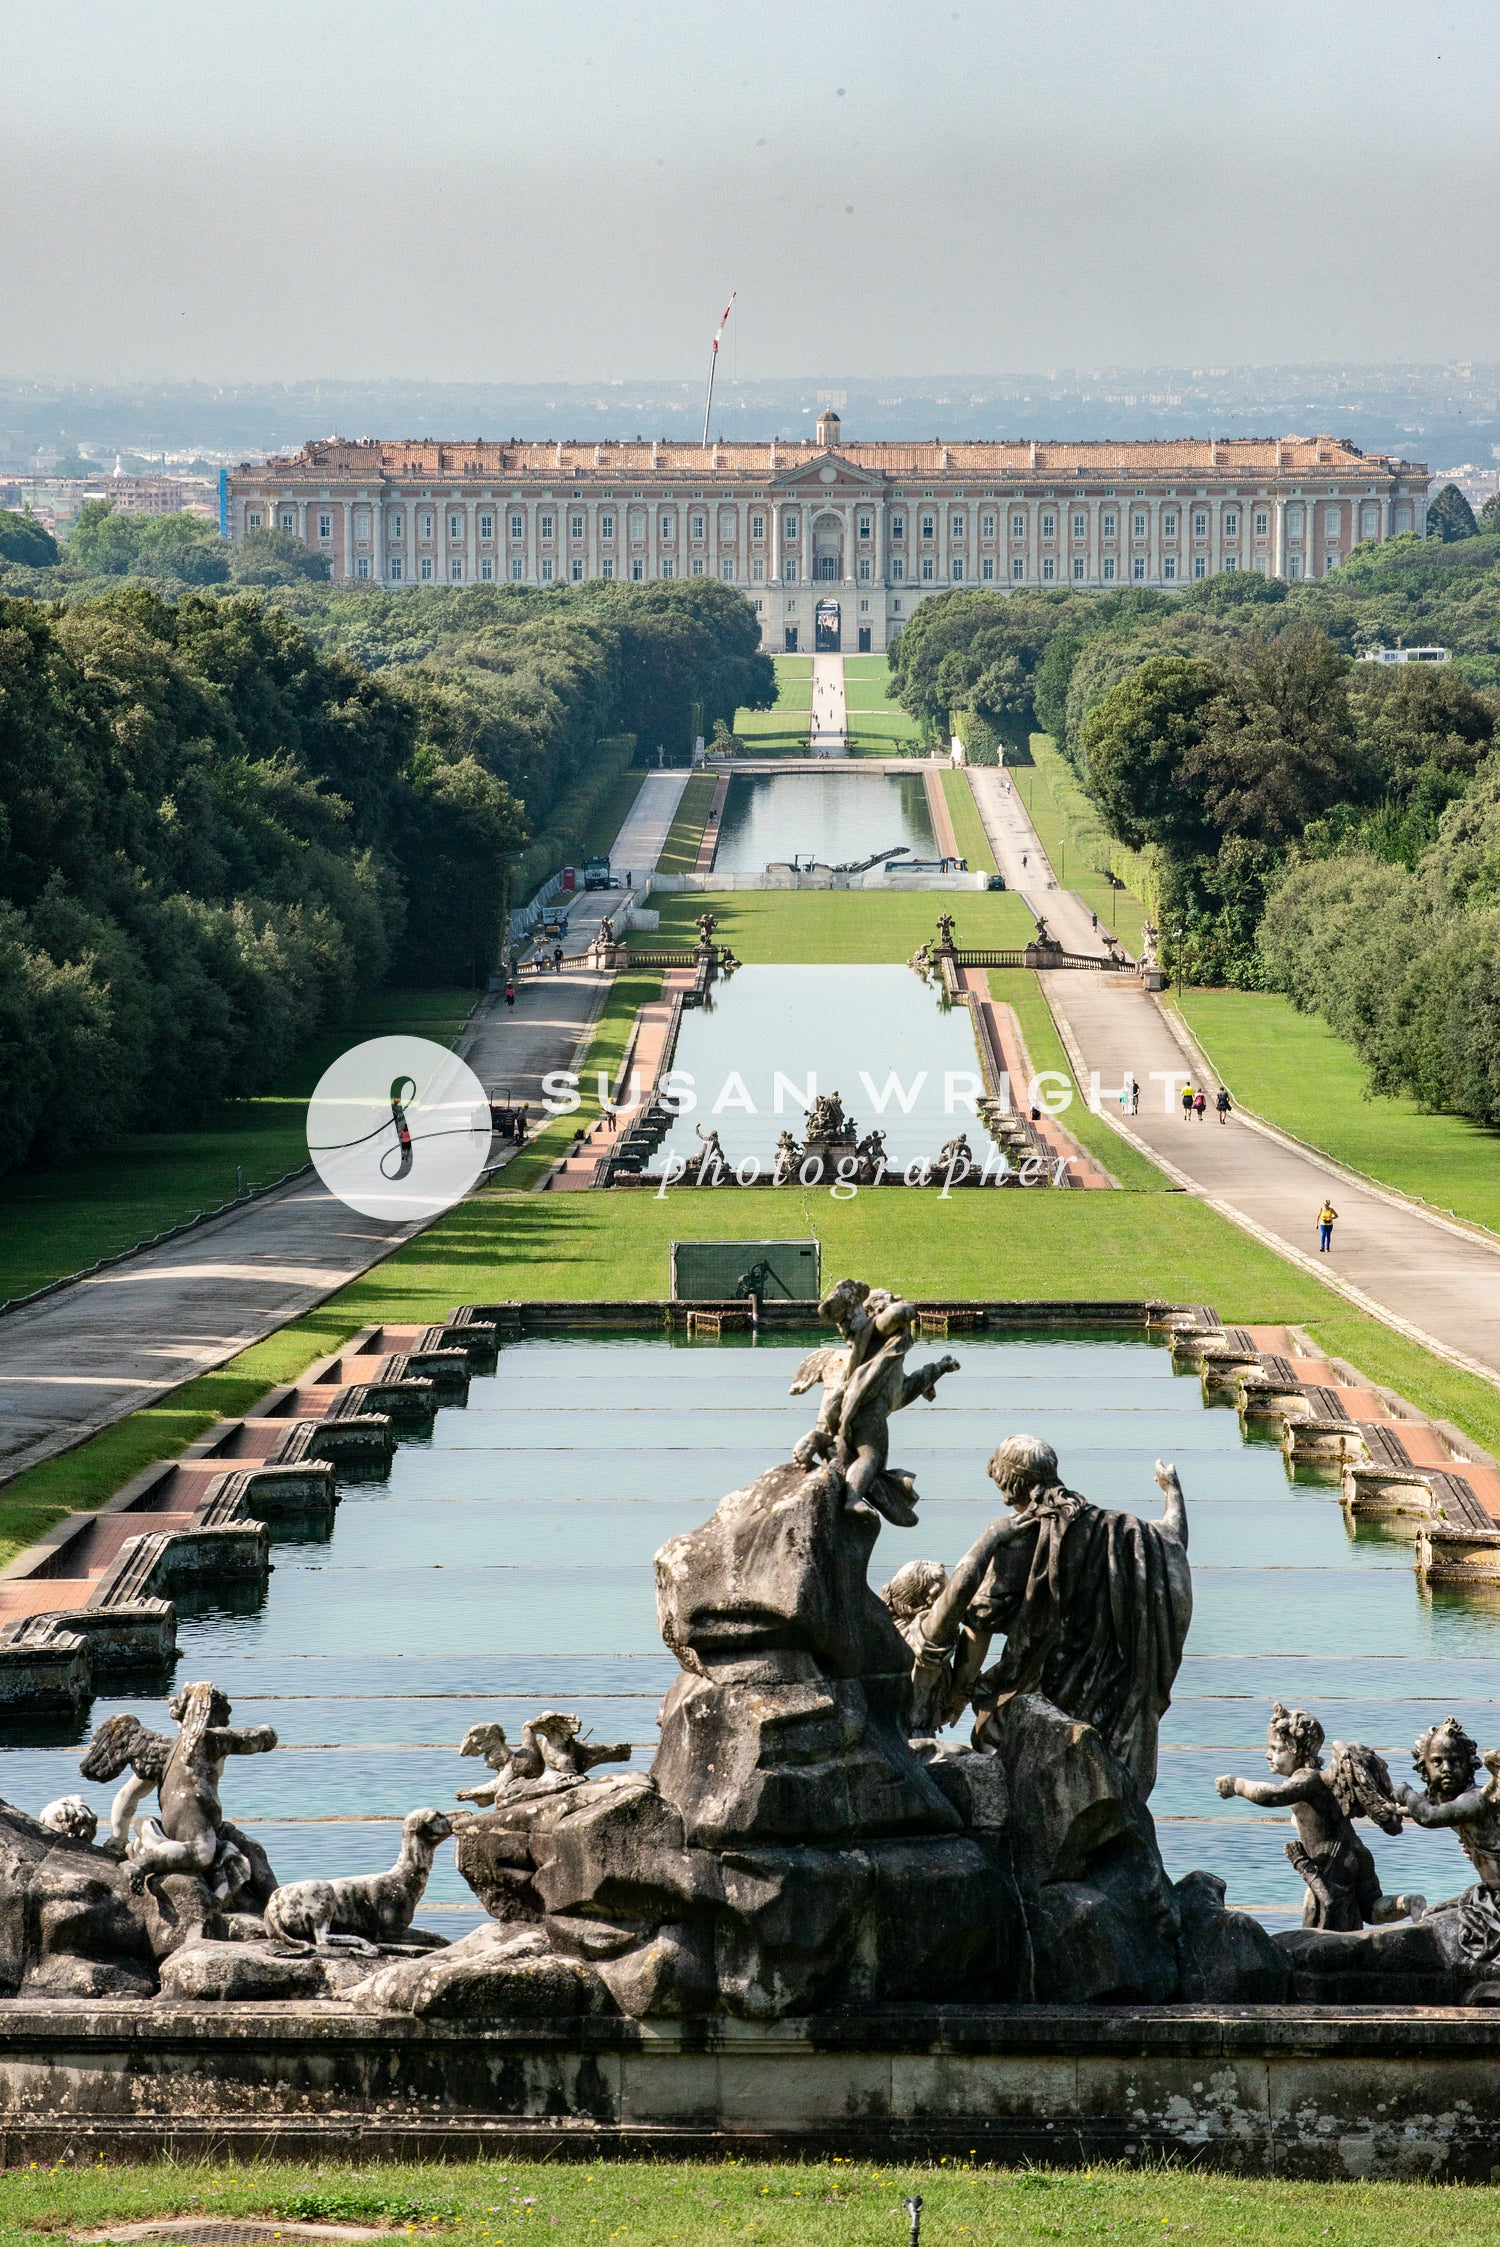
3, 1330, 1491, 1936
713, 770, 936, 871
653, 964, 992, 1171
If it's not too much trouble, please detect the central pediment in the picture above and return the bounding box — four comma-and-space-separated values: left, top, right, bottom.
771, 450, 887, 493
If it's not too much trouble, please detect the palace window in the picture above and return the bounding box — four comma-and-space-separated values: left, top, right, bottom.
449, 514, 464, 539
891, 557, 904, 581
1225, 555, 1239, 572
691, 559, 705, 575
480, 557, 493, 580
1041, 512, 1055, 537
1287, 504, 1305, 535
1131, 556, 1146, 579
601, 558, 615, 579
1072, 557, 1085, 580
540, 558, 554, 581
1011, 557, 1024, 580
858, 556, 871, 581
389, 557, 404, 581
631, 558, 644, 580
890, 513, 905, 539
1255, 510, 1269, 536
721, 560, 735, 580
318, 512, 332, 539
450, 558, 464, 580
356, 556, 370, 578
1324, 508, 1341, 536
1072, 511, 1086, 537
951, 514, 965, 539
1163, 557, 1176, 580
1193, 555, 1206, 579
1360, 502, 1380, 537
571, 559, 584, 581
920, 514, 935, 540
858, 514, 872, 539
981, 513, 995, 538
280, 509, 296, 532
1101, 511, 1115, 537
782, 510, 799, 537
981, 557, 994, 580
690, 512, 705, 539
420, 556, 434, 580
510, 513, 524, 539
419, 513, 434, 539
1286, 556, 1301, 578
1011, 512, 1026, 537
1163, 512, 1177, 537
246, 510, 263, 529
479, 513, 494, 539
660, 513, 676, 541
1042, 557, 1055, 581
1102, 557, 1115, 581
951, 558, 964, 580
389, 513, 404, 539
600, 512, 615, 539
571, 513, 585, 539
1132, 512, 1146, 537
751, 513, 765, 539
1193, 511, 1207, 537
539, 513, 554, 540
752, 559, 764, 581
1223, 510, 1239, 537
511, 558, 524, 580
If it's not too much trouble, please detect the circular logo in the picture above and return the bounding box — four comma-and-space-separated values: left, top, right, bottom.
306, 1036, 492, 1221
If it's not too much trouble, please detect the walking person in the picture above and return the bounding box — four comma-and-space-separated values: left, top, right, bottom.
1181, 1082, 1194, 1122
504, 979, 515, 1008
1215, 1086, 1232, 1125
1193, 1088, 1207, 1122
1131, 1075, 1140, 1115
1317, 1200, 1338, 1254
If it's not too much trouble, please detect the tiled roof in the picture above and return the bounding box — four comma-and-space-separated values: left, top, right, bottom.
240, 434, 1423, 481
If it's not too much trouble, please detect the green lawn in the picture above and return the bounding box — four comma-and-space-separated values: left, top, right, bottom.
942, 770, 995, 874
627, 887, 1036, 962
576, 767, 645, 862
0, 987, 476, 1310
735, 653, 812, 748
1017, 736, 1148, 956
3, 2157, 1499, 2244
841, 654, 924, 752
1177, 987, 1500, 1236
655, 772, 719, 874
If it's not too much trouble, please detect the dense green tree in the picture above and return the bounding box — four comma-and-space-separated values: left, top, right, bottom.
228, 526, 332, 585
1426, 483, 1479, 542
1479, 493, 1500, 534
1079, 654, 1226, 857
0, 508, 59, 567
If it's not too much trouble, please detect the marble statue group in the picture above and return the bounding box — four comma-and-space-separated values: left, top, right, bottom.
3, 1278, 1497, 2015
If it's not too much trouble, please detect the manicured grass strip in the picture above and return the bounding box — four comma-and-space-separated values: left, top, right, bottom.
654, 772, 719, 874
941, 770, 995, 874
7, 2157, 1500, 2243
627, 888, 1036, 963
735, 653, 812, 741
494, 968, 664, 1192
577, 767, 646, 862
1017, 734, 1148, 956
0, 986, 476, 1307
988, 970, 1167, 1191
1177, 987, 1500, 1237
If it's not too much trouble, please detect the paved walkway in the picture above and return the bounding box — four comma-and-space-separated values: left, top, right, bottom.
966, 770, 1500, 1389
0, 771, 690, 1489
810, 653, 846, 756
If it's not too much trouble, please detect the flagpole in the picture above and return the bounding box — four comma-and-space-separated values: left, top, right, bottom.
702, 292, 736, 446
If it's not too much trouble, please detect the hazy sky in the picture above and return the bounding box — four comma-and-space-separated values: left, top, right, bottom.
5, 0, 1498, 383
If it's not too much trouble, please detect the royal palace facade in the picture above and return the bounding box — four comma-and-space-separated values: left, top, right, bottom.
226, 412, 1429, 653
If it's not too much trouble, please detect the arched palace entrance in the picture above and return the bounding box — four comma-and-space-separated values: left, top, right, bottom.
815, 599, 841, 652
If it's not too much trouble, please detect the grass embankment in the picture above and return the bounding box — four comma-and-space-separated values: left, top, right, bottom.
1018, 734, 1148, 956
1177, 987, 1500, 1237
0, 987, 476, 1309
987, 969, 1165, 1193
1, 2158, 1498, 2243
628, 888, 1035, 962
843, 650, 924, 753
734, 653, 812, 750
655, 773, 719, 874
575, 768, 645, 862
942, 769, 995, 873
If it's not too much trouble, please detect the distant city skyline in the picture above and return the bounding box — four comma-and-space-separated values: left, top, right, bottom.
5, 0, 1499, 382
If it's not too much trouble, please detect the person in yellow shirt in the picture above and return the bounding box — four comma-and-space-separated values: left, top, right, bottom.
1317, 1201, 1338, 1253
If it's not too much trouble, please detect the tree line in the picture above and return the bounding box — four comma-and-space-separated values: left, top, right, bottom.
0, 576, 771, 1178
888, 527, 1500, 1126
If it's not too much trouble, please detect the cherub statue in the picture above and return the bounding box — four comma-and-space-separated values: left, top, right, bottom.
695, 911, 719, 949
857, 1127, 887, 1166
456, 1712, 630, 1808
882, 1511, 1034, 1735
82, 1683, 278, 1902
935, 914, 957, 950
789, 1278, 959, 1526
597, 913, 615, 946
936, 1132, 973, 1176
1216, 1703, 1423, 1931
693, 1124, 726, 1179
1394, 1718, 1500, 1967
772, 1128, 800, 1179
908, 942, 933, 979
